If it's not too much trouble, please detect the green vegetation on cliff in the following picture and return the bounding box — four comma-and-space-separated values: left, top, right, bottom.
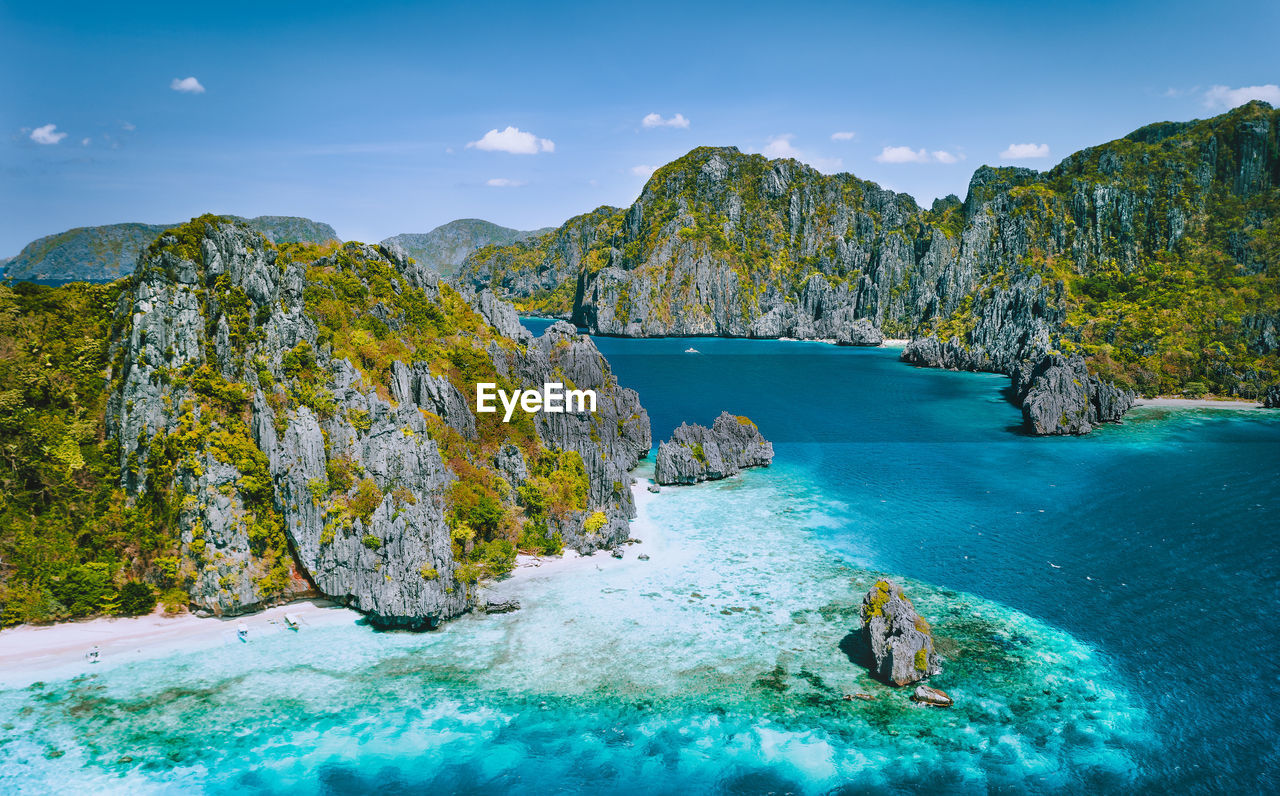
933, 101, 1280, 396
0, 216, 608, 626
0, 280, 171, 625
294, 239, 590, 580
461, 102, 1280, 398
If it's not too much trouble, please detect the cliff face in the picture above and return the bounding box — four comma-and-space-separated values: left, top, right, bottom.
104, 217, 649, 626
859, 579, 940, 687
654, 412, 773, 485
459, 154, 965, 341
459, 102, 1280, 426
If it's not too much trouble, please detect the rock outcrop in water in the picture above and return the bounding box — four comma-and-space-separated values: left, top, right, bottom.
654, 412, 773, 485
1265, 384, 1280, 408
859, 580, 941, 686
911, 684, 954, 707
1013, 354, 1136, 435
457, 102, 1280, 431
104, 216, 650, 627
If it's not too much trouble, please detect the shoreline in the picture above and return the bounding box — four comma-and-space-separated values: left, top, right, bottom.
1132, 397, 1263, 411
0, 599, 360, 689
516, 318, 909, 351
0, 471, 666, 690
490, 466, 663, 593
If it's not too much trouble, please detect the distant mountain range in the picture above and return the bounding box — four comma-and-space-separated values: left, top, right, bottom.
2, 216, 341, 285
381, 219, 553, 277
3, 215, 551, 285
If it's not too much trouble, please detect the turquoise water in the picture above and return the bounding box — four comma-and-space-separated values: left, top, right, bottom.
1, 326, 1277, 794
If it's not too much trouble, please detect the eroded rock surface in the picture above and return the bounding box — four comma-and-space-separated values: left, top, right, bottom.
859, 579, 941, 687
104, 217, 650, 626
1013, 355, 1136, 436
654, 412, 773, 485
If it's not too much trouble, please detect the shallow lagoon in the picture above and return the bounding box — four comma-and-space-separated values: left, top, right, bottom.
1, 329, 1277, 794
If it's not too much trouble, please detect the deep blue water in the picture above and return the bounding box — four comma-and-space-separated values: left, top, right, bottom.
2, 322, 1277, 794
559, 323, 1280, 794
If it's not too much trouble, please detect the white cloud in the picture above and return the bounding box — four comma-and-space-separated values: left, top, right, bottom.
81, 137, 91, 146
761, 134, 842, 173
30, 124, 67, 145
763, 134, 801, 159
830, 131, 856, 141
641, 112, 689, 129
874, 146, 962, 164
121, 121, 136, 131
485, 178, 525, 187
1203, 84, 1280, 110
875, 146, 928, 163
170, 76, 205, 94
467, 126, 555, 154
1000, 142, 1050, 160
630, 164, 656, 176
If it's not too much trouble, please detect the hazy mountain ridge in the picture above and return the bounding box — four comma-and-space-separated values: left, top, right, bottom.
382, 219, 553, 276
3, 216, 341, 285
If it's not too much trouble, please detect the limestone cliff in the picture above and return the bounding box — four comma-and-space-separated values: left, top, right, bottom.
105, 216, 649, 626
459, 102, 1280, 432
1013, 355, 1136, 435
859, 580, 940, 687
654, 412, 773, 485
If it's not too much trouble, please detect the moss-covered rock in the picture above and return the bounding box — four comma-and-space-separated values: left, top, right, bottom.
859, 579, 941, 686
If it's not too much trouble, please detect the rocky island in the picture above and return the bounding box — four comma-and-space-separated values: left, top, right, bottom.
0, 215, 652, 629
653, 412, 774, 485
859, 580, 945, 694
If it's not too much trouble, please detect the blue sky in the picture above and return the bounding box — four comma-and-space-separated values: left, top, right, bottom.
2, 0, 1277, 255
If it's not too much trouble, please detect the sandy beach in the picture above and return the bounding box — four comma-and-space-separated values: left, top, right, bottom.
491, 468, 663, 591
1132, 397, 1264, 410
0, 471, 666, 690
0, 599, 359, 689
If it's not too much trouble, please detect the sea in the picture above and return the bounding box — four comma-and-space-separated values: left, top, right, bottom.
1, 322, 1276, 794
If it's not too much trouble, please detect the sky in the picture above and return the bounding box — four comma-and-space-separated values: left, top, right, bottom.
1, 0, 1277, 255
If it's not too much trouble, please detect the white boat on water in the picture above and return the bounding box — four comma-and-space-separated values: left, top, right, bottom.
283, 613, 301, 631
237, 622, 249, 642
684, 347, 699, 353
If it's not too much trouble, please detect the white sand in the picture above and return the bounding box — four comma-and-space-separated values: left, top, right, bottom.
497, 470, 664, 589
879, 338, 910, 348
0, 474, 669, 689
1132, 397, 1263, 410
0, 599, 358, 688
